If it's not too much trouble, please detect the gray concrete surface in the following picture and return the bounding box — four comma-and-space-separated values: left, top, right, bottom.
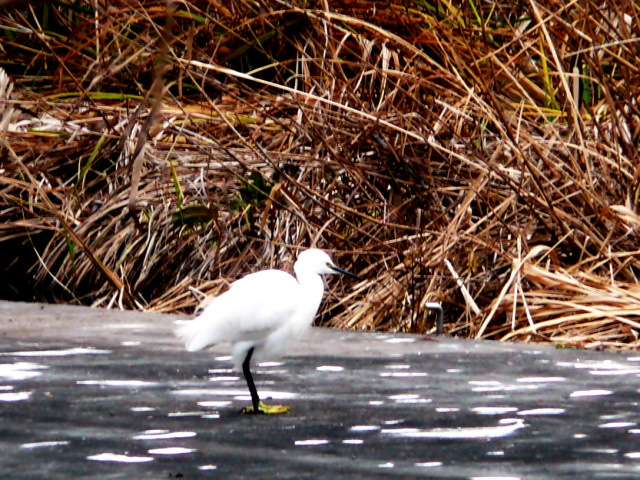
1, 300, 639, 479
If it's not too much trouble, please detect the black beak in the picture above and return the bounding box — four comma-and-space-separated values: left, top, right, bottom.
330, 265, 363, 281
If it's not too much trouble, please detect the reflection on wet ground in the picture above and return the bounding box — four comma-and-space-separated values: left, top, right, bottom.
1, 301, 640, 479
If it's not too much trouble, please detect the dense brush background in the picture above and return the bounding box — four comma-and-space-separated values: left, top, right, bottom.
1, 0, 640, 348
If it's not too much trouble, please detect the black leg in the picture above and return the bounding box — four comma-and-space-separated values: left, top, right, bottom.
242, 346, 261, 413
239, 346, 290, 415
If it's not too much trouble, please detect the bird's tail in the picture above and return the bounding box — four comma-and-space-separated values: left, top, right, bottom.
175, 312, 219, 352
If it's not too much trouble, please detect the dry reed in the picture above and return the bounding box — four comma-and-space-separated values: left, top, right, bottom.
1, 0, 639, 348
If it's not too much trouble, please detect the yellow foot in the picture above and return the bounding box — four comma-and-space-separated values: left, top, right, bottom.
239, 401, 291, 415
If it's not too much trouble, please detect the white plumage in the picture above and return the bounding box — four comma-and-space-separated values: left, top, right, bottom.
177, 269, 316, 368
176, 248, 359, 414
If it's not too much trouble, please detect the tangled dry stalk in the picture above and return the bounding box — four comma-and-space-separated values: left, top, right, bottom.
1, 0, 639, 349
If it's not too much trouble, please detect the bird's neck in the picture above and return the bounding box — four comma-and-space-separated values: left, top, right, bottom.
294, 271, 326, 318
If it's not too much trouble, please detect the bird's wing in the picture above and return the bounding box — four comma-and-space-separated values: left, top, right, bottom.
226, 270, 301, 338
176, 269, 300, 351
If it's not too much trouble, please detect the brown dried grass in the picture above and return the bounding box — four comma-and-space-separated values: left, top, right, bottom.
1, 0, 639, 348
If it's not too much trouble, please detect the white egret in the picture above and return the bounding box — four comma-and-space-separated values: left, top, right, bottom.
176, 248, 360, 415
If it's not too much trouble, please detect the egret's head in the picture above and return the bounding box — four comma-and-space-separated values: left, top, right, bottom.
295, 249, 361, 279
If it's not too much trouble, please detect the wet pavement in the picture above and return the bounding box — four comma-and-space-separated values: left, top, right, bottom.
1, 300, 640, 479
